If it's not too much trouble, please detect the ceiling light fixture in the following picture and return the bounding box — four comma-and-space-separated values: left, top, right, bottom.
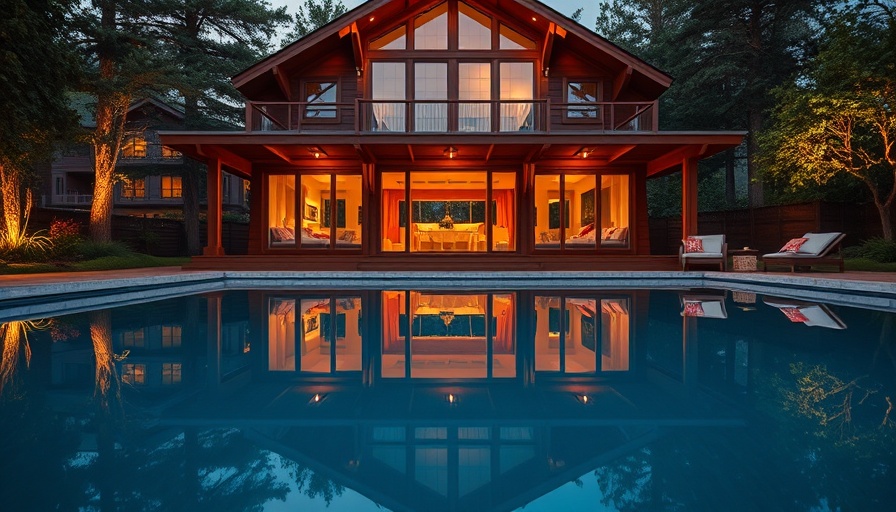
575, 147, 594, 159
444, 146, 458, 159
308, 146, 327, 158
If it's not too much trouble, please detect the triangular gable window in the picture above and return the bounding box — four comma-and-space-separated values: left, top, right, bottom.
499, 24, 535, 50
414, 2, 448, 50
458, 2, 490, 50
370, 26, 406, 50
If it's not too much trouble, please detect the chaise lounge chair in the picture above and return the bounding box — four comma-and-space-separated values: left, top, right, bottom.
761, 232, 845, 273
763, 297, 846, 329
679, 234, 727, 271
679, 291, 728, 319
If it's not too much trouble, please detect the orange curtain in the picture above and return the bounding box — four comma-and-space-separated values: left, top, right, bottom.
495, 295, 515, 353
494, 189, 515, 246
382, 292, 402, 352
383, 189, 404, 242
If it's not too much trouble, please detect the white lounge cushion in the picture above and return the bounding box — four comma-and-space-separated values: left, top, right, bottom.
681, 234, 724, 256
797, 232, 840, 255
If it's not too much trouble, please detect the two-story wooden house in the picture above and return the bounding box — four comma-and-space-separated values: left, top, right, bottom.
45, 97, 248, 217
161, 0, 743, 270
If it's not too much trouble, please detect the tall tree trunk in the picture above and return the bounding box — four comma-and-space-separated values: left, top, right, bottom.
90, 3, 130, 243
0, 162, 22, 237
182, 162, 202, 255
725, 148, 736, 205
874, 201, 893, 241
747, 108, 764, 207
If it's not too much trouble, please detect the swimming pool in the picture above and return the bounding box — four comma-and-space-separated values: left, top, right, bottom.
1, 284, 893, 511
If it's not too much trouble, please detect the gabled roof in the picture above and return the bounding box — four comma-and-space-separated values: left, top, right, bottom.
233, 0, 672, 100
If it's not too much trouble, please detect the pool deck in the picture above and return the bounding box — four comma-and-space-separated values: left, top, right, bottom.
1, 266, 895, 302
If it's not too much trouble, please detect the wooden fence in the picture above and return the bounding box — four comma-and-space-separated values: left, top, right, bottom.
30, 208, 249, 257
649, 201, 890, 255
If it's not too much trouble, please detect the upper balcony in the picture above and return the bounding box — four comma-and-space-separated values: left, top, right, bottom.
245, 99, 658, 135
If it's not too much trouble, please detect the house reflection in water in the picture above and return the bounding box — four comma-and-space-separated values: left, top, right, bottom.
176, 289, 743, 511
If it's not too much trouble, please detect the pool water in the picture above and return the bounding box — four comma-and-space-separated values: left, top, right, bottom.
1, 287, 894, 511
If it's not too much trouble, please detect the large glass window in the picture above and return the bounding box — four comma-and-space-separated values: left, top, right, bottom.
414, 2, 448, 49
566, 81, 600, 120
458, 63, 490, 132
301, 175, 332, 249
268, 175, 296, 248
534, 173, 629, 251
299, 297, 362, 373
414, 62, 447, 132
120, 178, 145, 199
371, 62, 406, 132
499, 24, 536, 50
120, 135, 147, 158
382, 172, 406, 252
499, 62, 533, 131
370, 26, 406, 50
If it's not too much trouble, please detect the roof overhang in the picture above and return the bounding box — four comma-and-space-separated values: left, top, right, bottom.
159, 131, 744, 176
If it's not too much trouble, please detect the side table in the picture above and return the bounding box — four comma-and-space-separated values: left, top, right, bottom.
729, 248, 759, 272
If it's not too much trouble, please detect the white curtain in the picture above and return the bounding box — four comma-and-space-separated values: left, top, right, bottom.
459, 103, 490, 132
372, 102, 406, 132
500, 102, 532, 131
414, 103, 447, 132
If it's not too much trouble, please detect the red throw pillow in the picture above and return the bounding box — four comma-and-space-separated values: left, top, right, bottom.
780, 307, 809, 323
780, 237, 808, 253
303, 227, 314, 237
683, 302, 704, 317
683, 237, 704, 253
577, 223, 595, 237
311, 231, 329, 239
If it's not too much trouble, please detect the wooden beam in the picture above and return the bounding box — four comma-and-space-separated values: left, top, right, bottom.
406, 144, 415, 163
204, 158, 225, 256
682, 157, 699, 239
612, 66, 633, 101
272, 65, 292, 100
204, 146, 252, 178
607, 145, 637, 163
341, 22, 365, 76
263, 144, 295, 165
353, 143, 376, 164
647, 145, 702, 176
484, 144, 495, 162
541, 23, 556, 76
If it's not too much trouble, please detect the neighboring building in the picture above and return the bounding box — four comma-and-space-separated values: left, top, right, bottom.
44, 97, 248, 217
161, 0, 743, 269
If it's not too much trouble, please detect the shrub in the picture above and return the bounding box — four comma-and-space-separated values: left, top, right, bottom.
74, 240, 133, 259
0, 229, 52, 262
843, 237, 896, 263
49, 218, 84, 259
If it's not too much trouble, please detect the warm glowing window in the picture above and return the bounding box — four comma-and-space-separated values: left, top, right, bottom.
162, 325, 181, 348
122, 363, 145, 385
162, 363, 182, 384
534, 174, 628, 251
121, 178, 145, 199
304, 80, 337, 119
414, 62, 447, 132
161, 145, 181, 159
121, 135, 147, 158
161, 175, 182, 198
121, 329, 145, 347
414, 2, 448, 49
499, 62, 533, 131
566, 81, 601, 119
268, 175, 296, 247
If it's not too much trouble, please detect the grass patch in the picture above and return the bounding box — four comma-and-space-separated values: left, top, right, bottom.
0, 254, 190, 274
844, 258, 896, 272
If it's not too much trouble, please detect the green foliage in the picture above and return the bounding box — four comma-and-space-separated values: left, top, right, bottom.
842, 238, 896, 263
73, 240, 133, 260
283, 0, 347, 44
0, 229, 52, 262
758, 5, 896, 238
0, 255, 191, 274
223, 211, 250, 224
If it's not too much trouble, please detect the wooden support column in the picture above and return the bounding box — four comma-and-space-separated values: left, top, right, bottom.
681, 157, 699, 239
204, 158, 224, 255
206, 293, 223, 392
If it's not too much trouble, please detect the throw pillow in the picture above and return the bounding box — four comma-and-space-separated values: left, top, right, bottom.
577, 223, 595, 237
780, 237, 809, 253
780, 307, 809, 323
341, 230, 356, 242
603, 227, 617, 240
683, 236, 704, 253
683, 301, 704, 317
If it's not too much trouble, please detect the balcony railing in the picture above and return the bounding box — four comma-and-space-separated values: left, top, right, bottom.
54, 194, 94, 205
245, 99, 658, 134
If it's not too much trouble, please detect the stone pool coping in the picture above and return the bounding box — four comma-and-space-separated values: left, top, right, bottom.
1, 267, 895, 321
